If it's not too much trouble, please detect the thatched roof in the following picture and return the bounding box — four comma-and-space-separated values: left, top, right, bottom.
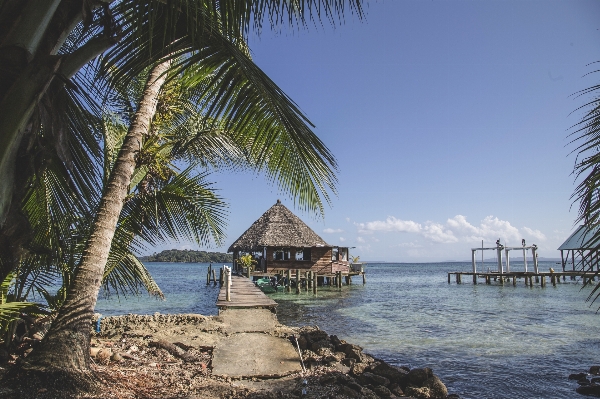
228, 200, 330, 252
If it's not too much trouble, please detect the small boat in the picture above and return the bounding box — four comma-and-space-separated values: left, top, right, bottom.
255, 277, 282, 294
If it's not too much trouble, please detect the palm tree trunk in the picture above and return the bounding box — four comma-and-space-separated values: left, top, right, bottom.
24, 60, 170, 372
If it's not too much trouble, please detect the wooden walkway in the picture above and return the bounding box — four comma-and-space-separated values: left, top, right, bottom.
216, 276, 277, 310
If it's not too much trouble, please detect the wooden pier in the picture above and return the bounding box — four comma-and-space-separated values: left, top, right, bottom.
448, 271, 598, 287
216, 275, 277, 311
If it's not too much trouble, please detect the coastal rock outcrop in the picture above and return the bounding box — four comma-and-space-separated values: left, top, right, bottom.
297, 326, 454, 398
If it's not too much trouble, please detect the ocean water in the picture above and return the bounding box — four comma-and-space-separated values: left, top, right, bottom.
95, 261, 600, 399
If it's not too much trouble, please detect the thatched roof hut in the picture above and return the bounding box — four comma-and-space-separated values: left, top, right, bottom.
228, 200, 329, 252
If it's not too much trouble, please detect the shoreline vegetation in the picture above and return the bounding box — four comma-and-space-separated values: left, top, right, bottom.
139, 250, 233, 264
0, 311, 459, 399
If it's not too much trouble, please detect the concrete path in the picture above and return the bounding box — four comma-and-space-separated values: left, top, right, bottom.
211, 309, 302, 378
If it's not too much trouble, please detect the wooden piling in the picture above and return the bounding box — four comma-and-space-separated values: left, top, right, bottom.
305, 272, 309, 291
456, 273, 460, 284
362, 272, 366, 284
448, 273, 451, 284
308, 271, 312, 288
219, 268, 224, 285
473, 273, 477, 284
295, 270, 300, 294
512, 276, 516, 286
287, 269, 292, 293
552, 275, 556, 287
313, 273, 317, 294
212, 269, 217, 285
541, 276, 545, 288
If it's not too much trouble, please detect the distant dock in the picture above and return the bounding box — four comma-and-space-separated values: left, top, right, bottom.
449, 239, 598, 287
448, 270, 597, 287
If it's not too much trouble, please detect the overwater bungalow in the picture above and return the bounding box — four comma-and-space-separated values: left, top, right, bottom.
228, 200, 361, 282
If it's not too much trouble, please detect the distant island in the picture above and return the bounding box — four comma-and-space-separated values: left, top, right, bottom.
139, 249, 233, 263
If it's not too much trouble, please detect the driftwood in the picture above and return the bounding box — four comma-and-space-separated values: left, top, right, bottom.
149, 340, 196, 362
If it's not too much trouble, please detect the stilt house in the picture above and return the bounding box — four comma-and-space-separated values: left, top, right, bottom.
558, 225, 600, 272
228, 200, 350, 276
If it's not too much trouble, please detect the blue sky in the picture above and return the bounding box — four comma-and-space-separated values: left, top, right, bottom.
160, 0, 600, 262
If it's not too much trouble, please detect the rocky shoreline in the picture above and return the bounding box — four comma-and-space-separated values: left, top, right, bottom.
90, 313, 460, 398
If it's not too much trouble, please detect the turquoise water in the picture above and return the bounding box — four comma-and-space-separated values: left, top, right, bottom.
95, 261, 600, 398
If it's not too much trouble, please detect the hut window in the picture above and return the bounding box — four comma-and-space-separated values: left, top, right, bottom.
339, 248, 348, 261
273, 249, 291, 261
303, 248, 311, 261
295, 248, 311, 261
332, 247, 339, 261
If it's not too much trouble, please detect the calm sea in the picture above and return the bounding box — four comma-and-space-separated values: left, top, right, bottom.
95, 261, 600, 399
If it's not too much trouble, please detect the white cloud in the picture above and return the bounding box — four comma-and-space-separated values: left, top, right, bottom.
357, 236, 365, 243
356, 217, 421, 234
356, 214, 543, 245
323, 228, 343, 234
393, 242, 423, 248
522, 226, 546, 241
339, 237, 346, 242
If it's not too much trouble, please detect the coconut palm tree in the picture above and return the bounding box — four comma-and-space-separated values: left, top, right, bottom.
0, 0, 363, 287
569, 65, 600, 304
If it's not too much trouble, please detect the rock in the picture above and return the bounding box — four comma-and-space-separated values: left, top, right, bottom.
358, 372, 390, 387
578, 378, 591, 386
389, 383, 405, 397
296, 335, 308, 350
347, 381, 364, 393
569, 372, 588, 380
577, 384, 600, 396
332, 362, 350, 374
592, 377, 600, 384
447, 394, 461, 399
311, 339, 334, 352
340, 386, 359, 398
373, 385, 393, 398
330, 334, 343, 349
319, 374, 337, 385
423, 375, 448, 398
351, 362, 369, 376
342, 358, 356, 367
345, 347, 367, 363
408, 367, 434, 386
370, 362, 409, 386
359, 387, 379, 399
315, 347, 334, 357
592, 366, 600, 375
405, 385, 432, 399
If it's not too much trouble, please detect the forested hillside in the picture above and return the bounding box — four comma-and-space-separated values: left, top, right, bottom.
140, 249, 232, 263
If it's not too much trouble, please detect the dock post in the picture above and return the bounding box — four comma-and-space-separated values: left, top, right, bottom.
512, 275, 516, 286
212, 269, 217, 285
448, 273, 451, 284
345, 275, 350, 285
532, 245, 539, 274
287, 269, 292, 293
535, 275, 539, 284
362, 272, 366, 284
472, 250, 478, 284
305, 271, 309, 292
207, 265, 211, 285
219, 267, 224, 285
313, 273, 317, 294
497, 243, 504, 275
523, 242, 528, 273
295, 270, 300, 294
308, 271, 312, 288
541, 275, 546, 288
338, 271, 343, 288
552, 275, 556, 286
456, 273, 459, 284
225, 267, 231, 301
